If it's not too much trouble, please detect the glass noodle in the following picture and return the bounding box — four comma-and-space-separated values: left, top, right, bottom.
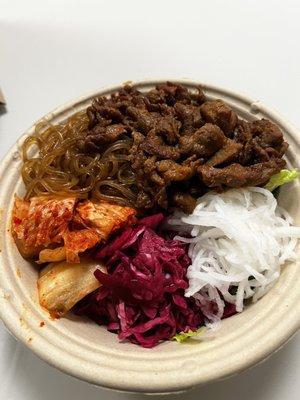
21, 110, 137, 206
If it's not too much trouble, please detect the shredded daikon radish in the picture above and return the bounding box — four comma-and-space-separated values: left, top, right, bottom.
169, 187, 300, 319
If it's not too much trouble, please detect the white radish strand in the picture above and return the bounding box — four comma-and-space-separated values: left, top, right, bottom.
169, 187, 300, 320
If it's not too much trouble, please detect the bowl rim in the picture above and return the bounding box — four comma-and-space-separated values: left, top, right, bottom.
0, 79, 299, 394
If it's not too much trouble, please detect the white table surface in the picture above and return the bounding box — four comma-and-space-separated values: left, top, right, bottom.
0, 1, 299, 398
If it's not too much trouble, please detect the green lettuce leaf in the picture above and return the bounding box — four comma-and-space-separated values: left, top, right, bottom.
172, 327, 206, 343
265, 169, 300, 192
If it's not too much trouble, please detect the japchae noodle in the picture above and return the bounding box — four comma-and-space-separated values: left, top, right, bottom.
21, 110, 136, 206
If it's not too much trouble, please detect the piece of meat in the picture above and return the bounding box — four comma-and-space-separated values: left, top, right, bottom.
76, 200, 136, 239
141, 156, 164, 187
191, 86, 207, 104
156, 160, 197, 182
86, 100, 125, 130
266, 142, 289, 158
126, 106, 159, 134
136, 190, 154, 210
179, 123, 226, 157
174, 102, 203, 133
198, 159, 286, 189
88, 104, 124, 123
235, 118, 288, 165
205, 139, 242, 167
153, 186, 168, 209
238, 139, 256, 165
251, 119, 289, 157
90, 124, 126, 144
251, 119, 284, 148
155, 82, 187, 105
200, 99, 238, 136
172, 191, 197, 213
129, 140, 154, 203
251, 139, 271, 162
155, 115, 181, 144
141, 129, 181, 160
234, 119, 252, 144
146, 89, 166, 106
146, 84, 205, 108
84, 124, 127, 152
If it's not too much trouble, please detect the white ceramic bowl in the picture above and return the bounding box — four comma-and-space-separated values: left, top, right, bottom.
0, 80, 299, 394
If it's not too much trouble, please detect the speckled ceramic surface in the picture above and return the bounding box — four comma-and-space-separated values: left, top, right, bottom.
0, 80, 299, 394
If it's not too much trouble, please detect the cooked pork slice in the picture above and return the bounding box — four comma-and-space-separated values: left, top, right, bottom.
200, 99, 238, 136
198, 159, 285, 189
